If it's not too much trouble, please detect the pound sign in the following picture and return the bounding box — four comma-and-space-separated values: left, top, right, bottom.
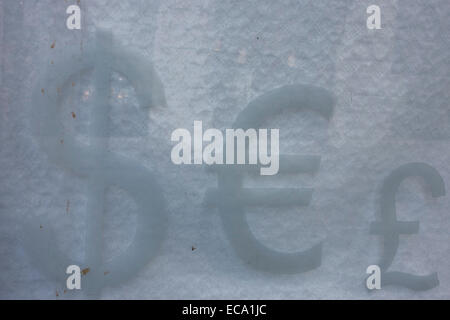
26, 29, 167, 297
206, 84, 334, 273
370, 162, 445, 290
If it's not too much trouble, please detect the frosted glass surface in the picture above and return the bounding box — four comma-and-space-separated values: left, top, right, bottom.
1, 0, 449, 299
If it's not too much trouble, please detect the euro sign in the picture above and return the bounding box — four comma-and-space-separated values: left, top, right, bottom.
25, 29, 167, 297
206, 84, 334, 273
370, 162, 445, 290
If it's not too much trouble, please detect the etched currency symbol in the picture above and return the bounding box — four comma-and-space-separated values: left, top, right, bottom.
26, 29, 167, 296
370, 162, 445, 290
206, 84, 334, 273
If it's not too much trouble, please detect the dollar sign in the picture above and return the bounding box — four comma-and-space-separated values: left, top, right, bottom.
206, 84, 334, 273
26, 29, 167, 297
370, 162, 445, 290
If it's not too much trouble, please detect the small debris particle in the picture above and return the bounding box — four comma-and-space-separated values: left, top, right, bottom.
192, 246, 196, 251
104, 271, 109, 276
50, 41, 55, 49
51, 60, 54, 64
60, 139, 64, 144
82, 90, 90, 100
81, 268, 90, 276
256, 36, 259, 40
77, 0, 80, 4
40, 225, 43, 229
55, 290, 59, 297
63, 289, 67, 294
71, 112, 76, 119
71, 82, 75, 87
41, 88, 45, 94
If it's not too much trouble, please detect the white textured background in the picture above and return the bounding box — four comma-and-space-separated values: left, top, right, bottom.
1, 0, 449, 299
